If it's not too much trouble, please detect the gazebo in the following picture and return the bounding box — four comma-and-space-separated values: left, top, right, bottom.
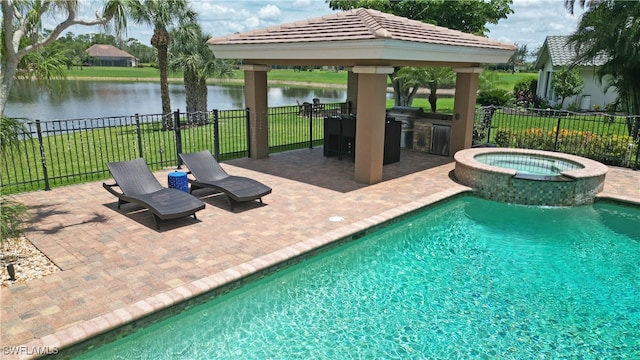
207, 8, 516, 184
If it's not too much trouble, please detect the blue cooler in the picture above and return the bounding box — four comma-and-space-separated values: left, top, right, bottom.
168, 171, 189, 192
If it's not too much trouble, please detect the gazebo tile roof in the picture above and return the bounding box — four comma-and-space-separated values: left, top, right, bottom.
207, 8, 514, 51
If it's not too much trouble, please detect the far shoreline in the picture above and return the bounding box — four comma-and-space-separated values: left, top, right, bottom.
65, 76, 452, 95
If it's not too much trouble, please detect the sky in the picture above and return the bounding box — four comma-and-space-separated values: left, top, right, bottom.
71, 0, 587, 56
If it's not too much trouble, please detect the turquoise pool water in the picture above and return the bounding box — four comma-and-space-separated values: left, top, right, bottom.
474, 153, 583, 175
77, 197, 640, 359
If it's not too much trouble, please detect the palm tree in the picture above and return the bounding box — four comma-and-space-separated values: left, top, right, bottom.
564, 0, 602, 14
392, 67, 455, 111
567, 0, 640, 116
127, 0, 196, 130
169, 23, 234, 125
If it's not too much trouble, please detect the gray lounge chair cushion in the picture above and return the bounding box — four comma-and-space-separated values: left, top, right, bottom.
179, 150, 272, 206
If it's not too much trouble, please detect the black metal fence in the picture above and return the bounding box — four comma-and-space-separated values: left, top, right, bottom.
2, 103, 636, 194
473, 106, 640, 169
1, 102, 349, 194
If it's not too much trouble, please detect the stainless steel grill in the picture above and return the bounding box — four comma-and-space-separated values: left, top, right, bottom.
386, 106, 426, 148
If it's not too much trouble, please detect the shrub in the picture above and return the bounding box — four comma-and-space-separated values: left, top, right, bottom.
473, 123, 487, 143
514, 128, 551, 150
0, 198, 30, 247
498, 126, 637, 165
513, 78, 539, 108
476, 89, 513, 106
494, 128, 514, 147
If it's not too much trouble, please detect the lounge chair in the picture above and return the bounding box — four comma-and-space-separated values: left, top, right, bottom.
103, 158, 205, 229
179, 150, 272, 211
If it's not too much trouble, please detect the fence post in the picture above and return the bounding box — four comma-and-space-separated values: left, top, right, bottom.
213, 109, 220, 160
309, 108, 314, 149
35, 120, 50, 191
245, 108, 251, 158
553, 113, 563, 152
485, 106, 494, 142
174, 110, 182, 168
135, 114, 143, 158
634, 139, 640, 170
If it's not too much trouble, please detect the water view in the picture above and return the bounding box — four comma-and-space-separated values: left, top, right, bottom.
5, 80, 347, 121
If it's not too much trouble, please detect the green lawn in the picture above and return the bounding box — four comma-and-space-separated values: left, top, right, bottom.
492, 72, 537, 91
65, 66, 178, 79
65, 67, 534, 93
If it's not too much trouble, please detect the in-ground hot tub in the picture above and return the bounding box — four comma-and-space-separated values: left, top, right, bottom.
454, 148, 608, 206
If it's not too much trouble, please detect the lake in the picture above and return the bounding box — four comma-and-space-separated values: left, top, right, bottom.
5, 80, 348, 121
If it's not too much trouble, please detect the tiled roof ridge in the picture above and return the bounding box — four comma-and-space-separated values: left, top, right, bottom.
362, 7, 512, 48
356, 8, 393, 39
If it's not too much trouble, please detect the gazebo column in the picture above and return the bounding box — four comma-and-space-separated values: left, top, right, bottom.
450, 67, 482, 154
241, 64, 271, 159
346, 69, 359, 114
352, 66, 394, 184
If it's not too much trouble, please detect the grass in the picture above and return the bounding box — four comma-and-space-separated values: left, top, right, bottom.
65, 66, 179, 79
64, 67, 531, 92
491, 72, 537, 91
0, 107, 331, 194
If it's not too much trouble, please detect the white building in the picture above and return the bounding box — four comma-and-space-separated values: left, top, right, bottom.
534, 36, 618, 111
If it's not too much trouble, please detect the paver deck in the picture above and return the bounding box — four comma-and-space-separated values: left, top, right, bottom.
1, 148, 638, 359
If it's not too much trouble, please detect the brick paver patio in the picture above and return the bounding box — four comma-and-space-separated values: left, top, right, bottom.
1, 148, 638, 359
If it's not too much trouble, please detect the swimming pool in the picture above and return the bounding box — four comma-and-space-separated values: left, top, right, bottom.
75, 196, 640, 359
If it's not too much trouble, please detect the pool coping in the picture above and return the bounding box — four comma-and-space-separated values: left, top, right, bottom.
455, 147, 610, 179
22, 187, 473, 359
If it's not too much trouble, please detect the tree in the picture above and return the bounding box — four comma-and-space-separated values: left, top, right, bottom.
122, 38, 156, 64
552, 66, 584, 108
507, 43, 528, 71
565, 0, 640, 115
169, 23, 235, 125
0, 0, 128, 116
328, 0, 513, 35
328, 0, 514, 107
394, 66, 455, 111
127, 0, 196, 130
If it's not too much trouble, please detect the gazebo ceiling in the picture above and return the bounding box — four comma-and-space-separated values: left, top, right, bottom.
207, 8, 516, 67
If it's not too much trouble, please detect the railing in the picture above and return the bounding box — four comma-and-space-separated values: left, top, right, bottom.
1, 102, 349, 194
2, 103, 636, 195
473, 106, 640, 169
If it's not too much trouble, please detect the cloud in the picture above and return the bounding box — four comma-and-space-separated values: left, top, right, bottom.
60, 0, 587, 56
258, 5, 282, 20
292, 0, 313, 7
486, 0, 586, 49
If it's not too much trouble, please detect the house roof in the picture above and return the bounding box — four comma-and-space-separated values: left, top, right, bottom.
207, 8, 516, 67
86, 44, 136, 59
534, 35, 608, 69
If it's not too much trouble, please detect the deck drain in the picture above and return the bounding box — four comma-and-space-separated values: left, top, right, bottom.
329, 216, 344, 222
